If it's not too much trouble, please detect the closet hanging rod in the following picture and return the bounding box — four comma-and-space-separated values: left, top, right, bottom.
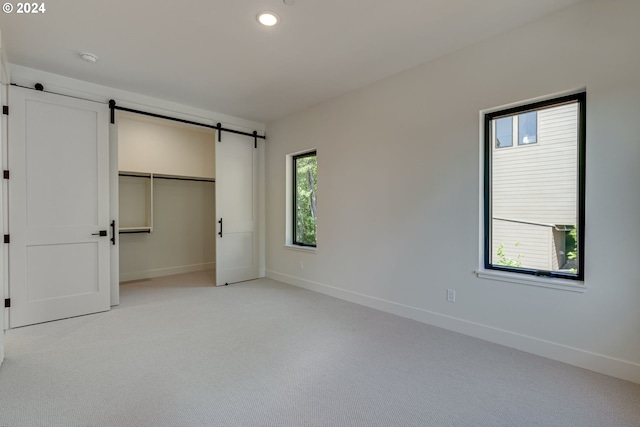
108, 100, 266, 145
118, 172, 215, 183
119, 173, 151, 179
153, 175, 215, 183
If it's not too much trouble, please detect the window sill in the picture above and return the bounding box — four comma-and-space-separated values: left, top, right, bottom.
476, 269, 586, 293
284, 244, 317, 254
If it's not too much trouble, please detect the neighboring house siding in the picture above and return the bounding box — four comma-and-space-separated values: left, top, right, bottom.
492, 103, 577, 270
492, 219, 552, 271
492, 103, 577, 225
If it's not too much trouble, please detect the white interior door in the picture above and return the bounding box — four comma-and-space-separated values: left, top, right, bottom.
8, 87, 110, 328
0, 82, 6, 364
215, 132, 258, 285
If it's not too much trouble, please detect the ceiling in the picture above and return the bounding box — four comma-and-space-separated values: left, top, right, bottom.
0, 0, 586, 123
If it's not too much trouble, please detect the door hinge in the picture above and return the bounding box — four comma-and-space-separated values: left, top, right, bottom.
4, 298, 9, 308
3, 234, 9, 244
2, 106, 7, 115
3, 170, 9, 179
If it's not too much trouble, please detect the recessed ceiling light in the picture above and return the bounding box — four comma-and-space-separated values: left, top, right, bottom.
257, 12, 279, 27
80, 52, 98, 63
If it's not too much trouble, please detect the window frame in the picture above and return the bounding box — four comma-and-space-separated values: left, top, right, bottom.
292, 150, 317, 248
483, 92, 586, 281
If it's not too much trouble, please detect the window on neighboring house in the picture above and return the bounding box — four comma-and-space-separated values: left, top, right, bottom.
484, 92, 585, 280
495, 117, 513, 148
518, 111, 537, 145
293, 151, 317, 247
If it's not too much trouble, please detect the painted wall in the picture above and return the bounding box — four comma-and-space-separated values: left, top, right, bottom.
265, 0, 640, 382
118, 112, 216, 179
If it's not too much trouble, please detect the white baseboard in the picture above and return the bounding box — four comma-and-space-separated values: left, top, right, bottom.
121, 262, 215, 282
266, 270, 640, 384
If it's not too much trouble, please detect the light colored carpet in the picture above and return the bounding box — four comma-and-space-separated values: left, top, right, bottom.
0, 270, 638, 427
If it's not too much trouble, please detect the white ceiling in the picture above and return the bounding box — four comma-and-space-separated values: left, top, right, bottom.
0, 0, 586, 123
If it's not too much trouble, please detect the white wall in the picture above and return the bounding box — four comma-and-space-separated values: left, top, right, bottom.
118, 112, 216, 179
9, 65, 265, 134
265, 0, 640, 383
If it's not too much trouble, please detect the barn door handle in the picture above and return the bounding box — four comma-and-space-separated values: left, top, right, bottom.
218, 218, 223, 237
110, 220, 116, 245
92, 230, 108, 237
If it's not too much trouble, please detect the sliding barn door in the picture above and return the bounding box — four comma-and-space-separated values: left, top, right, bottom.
8, 87, 110, 327
215, 132, 258, 285
0, 82, 5, 363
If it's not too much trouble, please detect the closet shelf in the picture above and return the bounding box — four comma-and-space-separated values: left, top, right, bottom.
119, 227, 152, 234
118, 171, 215, 182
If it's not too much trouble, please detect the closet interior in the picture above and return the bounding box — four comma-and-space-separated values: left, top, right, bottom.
117, 111, 216, 284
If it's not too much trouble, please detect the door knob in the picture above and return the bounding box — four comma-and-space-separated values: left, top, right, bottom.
92, 230, 107, 237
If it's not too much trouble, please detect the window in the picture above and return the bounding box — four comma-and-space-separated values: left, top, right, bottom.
518, 111, 537, 145
494, 113, 538, 149
293, 151, 317, 247
495, 117, 513, 148
484, 92, 585, 280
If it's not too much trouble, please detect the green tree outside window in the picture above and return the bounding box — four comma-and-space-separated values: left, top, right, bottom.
294, 152, 317, 246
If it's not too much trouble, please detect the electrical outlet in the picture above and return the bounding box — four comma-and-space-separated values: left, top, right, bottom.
447, 289, 456, 303
299, 260, 304, 270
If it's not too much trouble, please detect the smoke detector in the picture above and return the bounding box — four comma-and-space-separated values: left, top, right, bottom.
80, 52, 98, 63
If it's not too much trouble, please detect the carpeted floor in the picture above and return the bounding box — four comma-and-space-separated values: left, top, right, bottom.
0, 270, 638, 426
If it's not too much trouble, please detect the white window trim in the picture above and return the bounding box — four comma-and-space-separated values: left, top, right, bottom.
475, 269, 586, 293
284, 244, 317, 253
285, 148, 318, 249
478, 88, 586, 291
